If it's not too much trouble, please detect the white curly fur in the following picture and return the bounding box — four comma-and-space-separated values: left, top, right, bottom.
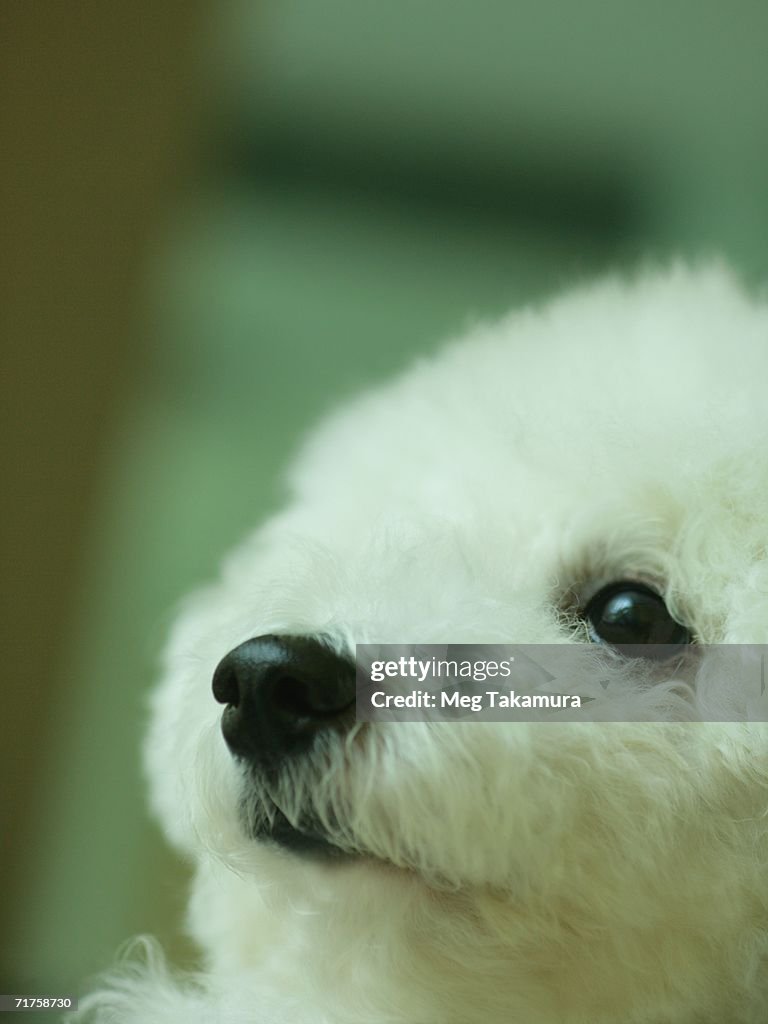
74, 262, 768, 1023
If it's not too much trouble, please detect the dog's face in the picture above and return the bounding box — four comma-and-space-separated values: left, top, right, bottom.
145, 265, 768, 1021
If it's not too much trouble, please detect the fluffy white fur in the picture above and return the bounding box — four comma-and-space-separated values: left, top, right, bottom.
74, 263, 768, 1023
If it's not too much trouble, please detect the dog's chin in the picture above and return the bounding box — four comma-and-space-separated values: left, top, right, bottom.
252, 806, 352, 860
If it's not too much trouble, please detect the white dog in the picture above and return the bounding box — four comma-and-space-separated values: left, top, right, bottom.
75, 263, 768, 1023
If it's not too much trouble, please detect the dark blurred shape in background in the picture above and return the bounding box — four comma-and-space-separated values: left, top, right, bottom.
1, 0, 767, 1007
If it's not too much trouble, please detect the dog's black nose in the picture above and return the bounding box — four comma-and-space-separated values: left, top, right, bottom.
212, 635, 356, 766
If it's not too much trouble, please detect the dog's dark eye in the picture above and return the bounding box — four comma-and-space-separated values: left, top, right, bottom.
583, 582, 692, 657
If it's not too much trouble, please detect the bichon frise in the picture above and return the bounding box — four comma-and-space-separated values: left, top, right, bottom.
76, 263, 768, 1023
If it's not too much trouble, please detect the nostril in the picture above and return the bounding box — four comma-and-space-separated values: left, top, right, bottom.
212, 661, 240, 707
270, 674, 354, 722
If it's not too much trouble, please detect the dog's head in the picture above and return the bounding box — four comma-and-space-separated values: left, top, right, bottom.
144, 263, 768, 1019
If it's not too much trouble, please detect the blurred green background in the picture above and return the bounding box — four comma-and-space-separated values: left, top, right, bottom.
2, 0, 767, 1015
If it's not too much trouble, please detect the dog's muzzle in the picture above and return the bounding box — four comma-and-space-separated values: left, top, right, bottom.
212, 634, 356, 855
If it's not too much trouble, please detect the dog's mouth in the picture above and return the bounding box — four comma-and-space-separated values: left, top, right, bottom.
249, 801, 352, 860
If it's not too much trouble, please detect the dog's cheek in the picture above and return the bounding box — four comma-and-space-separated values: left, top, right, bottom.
342, 723, 739, 894
143, 641, 239, 856
144, 670, 213, 854
141, 570, 263, 855
335, 723, 568, 887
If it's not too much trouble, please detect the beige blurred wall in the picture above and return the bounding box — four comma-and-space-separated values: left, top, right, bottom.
0, 0, 207, 971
